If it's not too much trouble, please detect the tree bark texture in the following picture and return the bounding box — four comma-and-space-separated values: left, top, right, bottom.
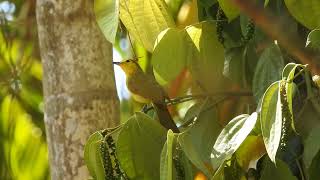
36, 1, 120, 179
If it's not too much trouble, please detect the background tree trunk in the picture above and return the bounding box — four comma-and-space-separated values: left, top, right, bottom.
36, 0, 119, 179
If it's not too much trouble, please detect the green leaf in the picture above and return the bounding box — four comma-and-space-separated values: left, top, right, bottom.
281, 63, 305, 119
303, 125, 320, 168
306, 29, 320, 49
260, 158, 296, 180
211, 112, 258, 169
152, 28, 187, 83
186, 21, 225, 92
178, 104, 221, 177
116, 112, 167, 180
223, 47, 245, 84
217, 0, 240, 21
235, 136, 266, 170
309, 150, 320, 180
260, 81, 282, 163
84, 132, 105, 180
252, 44, 284, 102
160, 130, 175, 180
119, 0, 175, 51
94, 0, 119, 43
284, 0, 320, 29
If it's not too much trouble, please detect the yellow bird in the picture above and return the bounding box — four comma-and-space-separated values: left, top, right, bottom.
113, 59, 179, 133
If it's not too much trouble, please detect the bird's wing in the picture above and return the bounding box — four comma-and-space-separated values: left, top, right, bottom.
127, 73, 165, 103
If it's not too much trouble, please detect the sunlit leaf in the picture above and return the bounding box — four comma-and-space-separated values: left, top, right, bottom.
116, 112, 166, 179
179, 105, 221, 177
235, 136, 266, 170
186, 21, 225, 92
119, 0, 175, 51
152, 28, 187, 83
211, 112, 258, 169
260, 81, 282, 163
306, 29, 320, 49
94, 0, 119, 43
253, 44, 284, 103
160, 130, 175, 180
284, 0, 320, 29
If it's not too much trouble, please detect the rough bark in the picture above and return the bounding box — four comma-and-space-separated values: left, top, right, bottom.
36, 0, 119, 179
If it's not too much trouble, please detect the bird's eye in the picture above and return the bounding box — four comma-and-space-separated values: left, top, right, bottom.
126, 60, 130, 62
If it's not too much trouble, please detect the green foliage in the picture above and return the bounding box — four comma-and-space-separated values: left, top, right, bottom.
94, 0, 119, 43
119, 0, 175, 51
87, 0, 320, 179
84, 132, 106, 180
252, 44, 284, 102
116, 112, 166, 179
211, 113, 258, 169
284, 0, 320, 29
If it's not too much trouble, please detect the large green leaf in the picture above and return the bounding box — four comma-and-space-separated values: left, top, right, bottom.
306, 29, 320, 49
186, 21, 225, 92
303, 125, 320, 169
252, 44, 284, 103
260, 158, 296, 180
84, 132, 105, 180
152, 28, 187, 83
260, 81, 282, 163
217, 0, 240, 21
160, 130, 175, 180
94, 0, 119, 43
284, 0, 320, 29
116, 112, 166, 180
119, 0, 175, 51
178, 104, 221, 177
211, 112, 258, 169
309, 151, 320, 180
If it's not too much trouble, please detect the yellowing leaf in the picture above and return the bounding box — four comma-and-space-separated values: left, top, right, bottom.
95, 0, 119, 43
120, 0, 175, 51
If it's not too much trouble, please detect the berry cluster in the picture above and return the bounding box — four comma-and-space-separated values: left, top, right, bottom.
279, 81, 292, 151
100, 141, 114, 179
173, 145, 185, 180
242, 19, 255, 44
216, 7, 226, 45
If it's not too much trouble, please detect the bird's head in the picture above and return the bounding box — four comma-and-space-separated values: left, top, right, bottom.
113, 58, 141, 75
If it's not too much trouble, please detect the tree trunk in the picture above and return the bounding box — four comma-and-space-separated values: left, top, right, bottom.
36, 1, 119, 179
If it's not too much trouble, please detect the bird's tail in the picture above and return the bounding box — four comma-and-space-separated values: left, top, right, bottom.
153, 102, 180, 133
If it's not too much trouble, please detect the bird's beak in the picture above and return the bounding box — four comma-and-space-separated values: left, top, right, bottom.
113, 62, 120, 65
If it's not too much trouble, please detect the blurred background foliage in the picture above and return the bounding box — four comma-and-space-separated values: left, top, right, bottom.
0, 0, 48, 179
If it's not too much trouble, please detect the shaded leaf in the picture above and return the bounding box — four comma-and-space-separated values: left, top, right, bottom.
253, 44, 284, 102
116, 112, 166, 180
303, 125, 320, 168
211, 112, 258, 169
223, 47, 245, 85
178, 104, 221, 177
260, 81, 282, 163
309, 150, 320, 180
260, 159, 296, 180
94, 0, 119, 43
284, 0, 320, 29
84, 132, 105, 180
217, 0, 240, 21
119, 0, 175, 51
